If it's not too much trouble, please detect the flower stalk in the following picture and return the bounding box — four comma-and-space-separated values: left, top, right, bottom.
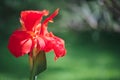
29, 50, 46, 80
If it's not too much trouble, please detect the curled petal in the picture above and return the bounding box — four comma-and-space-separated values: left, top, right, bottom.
52, 36, 66, 60
42, 8, 59, 26
20, 10, 49, 31
8, 30, 34, 57
43, 33, 66, 60
40, 9, 59, 35
44, 8, 59, 24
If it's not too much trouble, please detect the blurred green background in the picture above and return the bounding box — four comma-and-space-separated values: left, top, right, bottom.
0, 0, 120, 80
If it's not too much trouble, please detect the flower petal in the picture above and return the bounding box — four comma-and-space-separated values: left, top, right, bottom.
40, 9, 59, 35
52, 36, 66, 60
37, 37, 45, 50
8, 30, 34, 57
43, 33, 66, 60
43, 37, 53, 52
20, 10, 49, 31
42, 8, 59, 26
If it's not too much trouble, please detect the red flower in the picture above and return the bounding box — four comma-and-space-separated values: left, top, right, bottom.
8, 9, 66, 60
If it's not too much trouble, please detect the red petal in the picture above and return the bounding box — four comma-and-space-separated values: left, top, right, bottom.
42, 8, 59, 26
37, 37, 45, 50
43, 33, 66, 60
21, 10, 49, 31
43, 37, 54, 52
40, 9, 59, 35
8, 30, 34, 57
52, 36, 66, 60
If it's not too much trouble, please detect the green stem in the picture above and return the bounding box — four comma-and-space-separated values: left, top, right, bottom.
29, 75, 37, 80
29, 61, 37, 80
29, 64, 38, 80
29, 50, 47, 80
